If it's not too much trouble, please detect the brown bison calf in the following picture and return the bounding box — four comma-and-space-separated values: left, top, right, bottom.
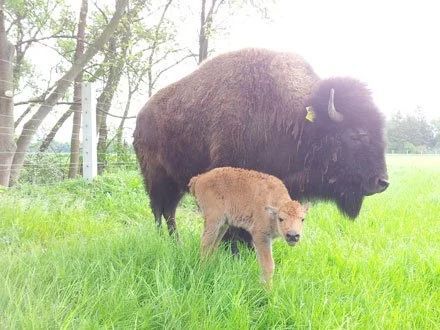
189, 167, 309, 282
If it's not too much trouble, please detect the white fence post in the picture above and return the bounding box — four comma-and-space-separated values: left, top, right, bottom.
82, 83, 97, 181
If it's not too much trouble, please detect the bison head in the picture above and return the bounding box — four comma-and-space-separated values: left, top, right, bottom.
305, 77, 389, 218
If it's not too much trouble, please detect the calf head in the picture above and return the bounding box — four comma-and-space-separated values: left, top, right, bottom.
265, 200, 309, 246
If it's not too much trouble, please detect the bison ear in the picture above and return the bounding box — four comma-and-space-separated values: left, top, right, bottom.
265, 205, 279, 220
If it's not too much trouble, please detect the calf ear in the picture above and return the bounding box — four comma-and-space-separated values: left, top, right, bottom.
302, 202, 311, 213
265, 206, 279, 220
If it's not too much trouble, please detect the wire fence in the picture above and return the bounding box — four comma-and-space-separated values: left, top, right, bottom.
3, 151, 139, 185
1, 77, 140, 186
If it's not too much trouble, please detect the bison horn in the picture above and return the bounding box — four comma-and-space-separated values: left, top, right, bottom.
328, 88, 344, 122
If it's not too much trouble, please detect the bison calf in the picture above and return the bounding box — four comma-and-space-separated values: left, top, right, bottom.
189, 167, 309, 282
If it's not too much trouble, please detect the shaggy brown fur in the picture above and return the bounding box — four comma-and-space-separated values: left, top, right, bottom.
133, 48, 388, 250
189, 167, 308, 282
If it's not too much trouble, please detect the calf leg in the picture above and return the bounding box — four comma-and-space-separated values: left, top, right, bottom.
214, 224, 229, 248
253, 235, 274, 284
201, 217, 227, 258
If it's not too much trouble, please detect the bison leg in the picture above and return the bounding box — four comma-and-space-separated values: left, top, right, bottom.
222, 227, 254, 256
163, 188, 184, 238
151, 205, 163, 230
149, 171, 183, 238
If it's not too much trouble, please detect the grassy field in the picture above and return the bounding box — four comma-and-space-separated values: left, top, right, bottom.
0, 155, 439, 329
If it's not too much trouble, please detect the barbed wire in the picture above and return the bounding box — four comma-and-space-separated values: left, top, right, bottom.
1, 107, 138, 126
1, 94, 142, 116
0, 128, 135, 136
0, 58, 16, 66
0, 124, 135, 132
0, 124, 135, 130
0, 162, 138, 166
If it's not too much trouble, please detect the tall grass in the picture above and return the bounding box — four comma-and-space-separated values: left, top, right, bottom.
0, 155, 439, 328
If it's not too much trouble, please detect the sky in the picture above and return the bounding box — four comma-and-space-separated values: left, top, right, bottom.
214, 0, 440, 119
31, 0, 440, 142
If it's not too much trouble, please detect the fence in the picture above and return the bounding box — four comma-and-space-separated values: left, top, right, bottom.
1, 82, 139, 186
81, 83, 97, 182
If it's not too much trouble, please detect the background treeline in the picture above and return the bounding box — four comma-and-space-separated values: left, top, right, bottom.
387, 108, 440, 154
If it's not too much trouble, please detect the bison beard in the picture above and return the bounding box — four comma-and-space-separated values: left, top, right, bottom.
133, 48, 388, 254
336, 189, 364, 219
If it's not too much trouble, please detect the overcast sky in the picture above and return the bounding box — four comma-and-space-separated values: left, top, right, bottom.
46, 0, 439, 142
216, 0, 440, 119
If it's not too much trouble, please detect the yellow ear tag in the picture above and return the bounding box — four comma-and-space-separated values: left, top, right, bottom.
305, 106, 315, 122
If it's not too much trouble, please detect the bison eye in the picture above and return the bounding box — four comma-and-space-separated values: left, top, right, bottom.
343, 129, 369, 146
353, 129, 369, 142
278, 217, 284, 222
301, 218, 305, 222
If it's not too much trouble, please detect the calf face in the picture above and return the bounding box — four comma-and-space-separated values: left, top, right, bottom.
265, 201, 308, 246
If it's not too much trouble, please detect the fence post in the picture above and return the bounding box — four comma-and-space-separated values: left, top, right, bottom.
82, 83, 97, 181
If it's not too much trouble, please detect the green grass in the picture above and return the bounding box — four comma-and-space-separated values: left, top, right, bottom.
0, 155, 439, 329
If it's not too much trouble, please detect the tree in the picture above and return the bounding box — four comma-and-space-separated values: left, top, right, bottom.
197, 0, 274, 63
5, 0, 129, 186
0, 0, 16, 186
6, 0, 76, 91
98, 0, 193, 171
431, 118, 440, 151
198, 0, 218, 63
387, 108, 437, 153
68, 0, 88, 178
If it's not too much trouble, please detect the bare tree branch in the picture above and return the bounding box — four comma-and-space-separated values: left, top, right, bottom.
93, 0, 109, 24
16, 34, 77, 46
152, 53, 194, 86
14, 103, 34, 128
97, 107, 136, 119
147, 0, 174, 96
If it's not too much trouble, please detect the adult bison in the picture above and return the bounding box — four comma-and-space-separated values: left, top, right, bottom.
133, 48, 389, 244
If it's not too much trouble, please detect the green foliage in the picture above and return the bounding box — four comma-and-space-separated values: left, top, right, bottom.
17, 151, 137, 184
5, 0, 76, 91
0, 155, 439, 328
18, 153, 70, 184
387, 108, 439, 153
29, 140, 70, 153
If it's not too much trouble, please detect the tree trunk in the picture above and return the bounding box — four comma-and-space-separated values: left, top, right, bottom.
8, 0, 128, 186
39, 107, 73, 152
115, 89, 132, 146
14, 103, 35, 128
96, 25, 130, 174
95, 45, 124, 174
0, 1, 16, 187
68, 0, 88, 179
97, 119, 108, 174
198, 0, 208, 64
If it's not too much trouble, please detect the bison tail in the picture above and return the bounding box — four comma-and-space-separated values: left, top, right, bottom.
188, 176, 199, 195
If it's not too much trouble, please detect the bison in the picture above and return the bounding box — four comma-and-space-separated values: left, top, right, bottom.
189, 167, 309, 282
133, 48, 389, 248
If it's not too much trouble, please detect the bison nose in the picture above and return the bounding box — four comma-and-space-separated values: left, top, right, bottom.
377, 178, 389, 190
286, 232, 300, 243
364, 176, 390, 195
